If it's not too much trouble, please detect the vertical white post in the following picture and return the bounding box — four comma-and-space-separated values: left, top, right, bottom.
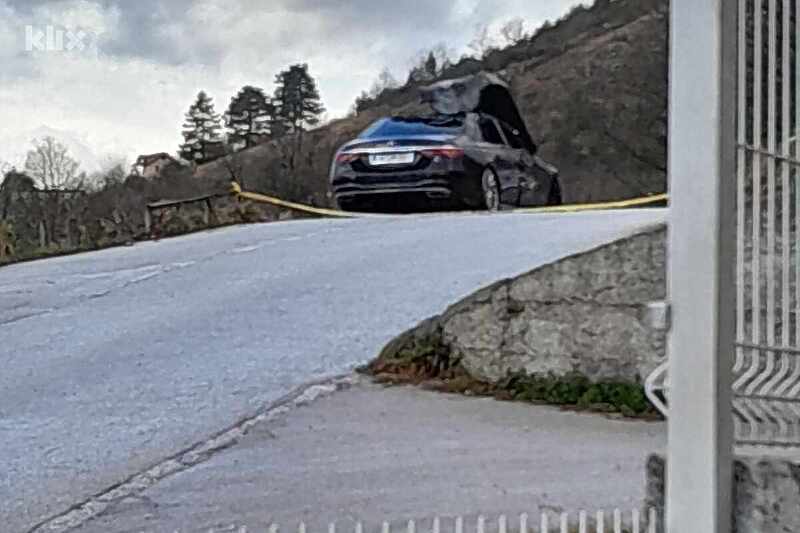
667, 1, 736, 533
613, 509, 621, 533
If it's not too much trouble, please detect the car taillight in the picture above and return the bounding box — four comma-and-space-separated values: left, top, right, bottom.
336, 152, 361, 164
420, 147, 464, 159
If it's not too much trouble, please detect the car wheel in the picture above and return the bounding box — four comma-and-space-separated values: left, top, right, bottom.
481, 168, 501, 212
547, 176, 563, 206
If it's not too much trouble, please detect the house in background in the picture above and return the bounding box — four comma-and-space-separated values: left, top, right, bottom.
132, 153, 180, 178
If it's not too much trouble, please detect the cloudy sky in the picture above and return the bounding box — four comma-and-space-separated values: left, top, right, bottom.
0, 0, 580, 171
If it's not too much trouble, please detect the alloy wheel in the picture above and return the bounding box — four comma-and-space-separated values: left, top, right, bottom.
482, 169, 500, 212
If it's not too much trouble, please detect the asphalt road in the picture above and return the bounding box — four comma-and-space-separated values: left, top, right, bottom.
0, 209, 666, 532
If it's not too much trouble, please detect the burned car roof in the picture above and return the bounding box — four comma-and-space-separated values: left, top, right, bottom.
419, 72, 536, 154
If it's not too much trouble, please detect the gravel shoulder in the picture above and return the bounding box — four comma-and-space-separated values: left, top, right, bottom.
74, 378, 665, 533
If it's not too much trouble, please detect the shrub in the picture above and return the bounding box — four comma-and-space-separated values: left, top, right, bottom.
0, 221, 15, 261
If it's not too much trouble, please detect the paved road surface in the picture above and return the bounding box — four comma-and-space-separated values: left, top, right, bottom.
0, 209, 665, 532
75, 381, 665, 533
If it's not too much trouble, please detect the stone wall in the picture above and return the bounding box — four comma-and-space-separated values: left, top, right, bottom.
378, 223, 668, 385
646, 454, 800, 533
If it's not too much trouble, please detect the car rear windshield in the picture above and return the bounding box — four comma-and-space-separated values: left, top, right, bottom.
359, 116, 464, 138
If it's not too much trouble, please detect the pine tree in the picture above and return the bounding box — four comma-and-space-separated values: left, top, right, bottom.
225, 85, 274, 151
273, 64, 325, 135
424, 52, 437, 79
352, 91, 371, 115
180, 91, 223, 163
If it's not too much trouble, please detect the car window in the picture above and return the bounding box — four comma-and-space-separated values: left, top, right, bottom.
479, 118, 505, 145
359, 117, 464, 138
499, 123, 524, 150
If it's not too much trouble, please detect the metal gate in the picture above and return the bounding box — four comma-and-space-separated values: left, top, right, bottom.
732, 0, 800, 448
654, 0, 798, 530
647, 0, 800, 451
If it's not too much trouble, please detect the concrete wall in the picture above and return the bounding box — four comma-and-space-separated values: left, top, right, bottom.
380, 223, 668, 384
646, 454, 800, 533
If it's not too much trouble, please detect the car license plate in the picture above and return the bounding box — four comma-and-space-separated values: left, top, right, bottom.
368, 152, 415, 166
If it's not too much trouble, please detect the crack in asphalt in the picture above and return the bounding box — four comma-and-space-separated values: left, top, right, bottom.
0, 309, 55, 327
0, 226, 346, 331
0, 260, 202, 329
24, 374, 356, 533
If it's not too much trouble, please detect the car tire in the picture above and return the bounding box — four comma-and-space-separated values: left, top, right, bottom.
481, 168, 501, 212
547, 176, 563, 206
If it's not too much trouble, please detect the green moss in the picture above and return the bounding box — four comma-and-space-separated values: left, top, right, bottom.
501, 371, 653, 416
367, 334, 657, 419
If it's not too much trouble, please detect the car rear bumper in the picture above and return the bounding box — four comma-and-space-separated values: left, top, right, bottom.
333, 179, 452, 198
331, 172, 470, 201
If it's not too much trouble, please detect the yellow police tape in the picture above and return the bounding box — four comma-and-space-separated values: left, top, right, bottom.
231, 182, 358, 218
230, 182, 668, 218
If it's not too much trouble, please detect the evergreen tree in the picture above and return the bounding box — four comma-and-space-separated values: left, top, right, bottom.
180, 91, 223, 163
352, 91, 371, 115
424, 52, 437, 79
225, 85, 274, 150
273, 64, 325, 135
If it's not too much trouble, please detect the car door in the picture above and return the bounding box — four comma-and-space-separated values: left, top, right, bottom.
497, 120, 537, 206
476, 115, 518, 205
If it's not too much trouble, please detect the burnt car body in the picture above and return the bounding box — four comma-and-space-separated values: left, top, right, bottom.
329, 73, 561, 212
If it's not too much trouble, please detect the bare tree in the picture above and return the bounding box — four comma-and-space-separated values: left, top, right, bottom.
468, 24, 495, 58
428, 43, 454, 73
221, 144, 246, 188
407, 43, 454, 83
24, 136, 85, 191
500, 17, 527, 46
376, 68, 400, 93
99, 163, 127, 189
23, 137, 86, 248
368, 67, 400, 98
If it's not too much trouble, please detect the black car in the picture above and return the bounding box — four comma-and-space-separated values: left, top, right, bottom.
330, 73, 561, 212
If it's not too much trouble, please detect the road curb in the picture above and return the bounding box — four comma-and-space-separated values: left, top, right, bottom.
26, 373, 359, 533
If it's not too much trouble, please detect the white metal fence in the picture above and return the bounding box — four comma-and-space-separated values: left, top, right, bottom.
647, 0, 800, 451
732, 0, 800, 447
262, 509, 658, 533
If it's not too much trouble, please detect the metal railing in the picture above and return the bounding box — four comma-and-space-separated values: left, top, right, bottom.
648, 0, 800, 451
732, 0, 800, 447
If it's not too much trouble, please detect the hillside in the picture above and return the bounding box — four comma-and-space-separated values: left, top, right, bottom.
196, 0, 669, 205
